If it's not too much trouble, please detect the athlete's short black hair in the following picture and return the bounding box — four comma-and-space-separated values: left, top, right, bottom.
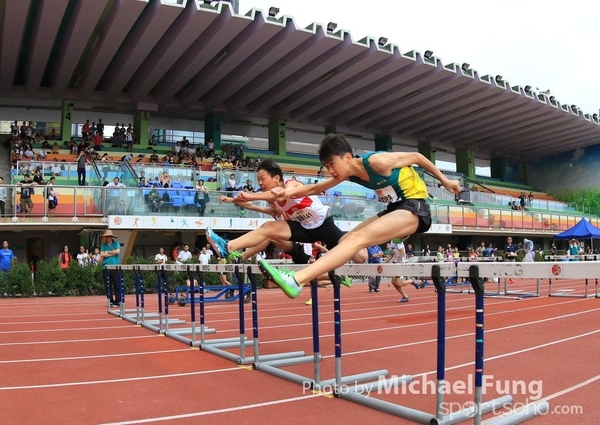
257, 158, 283, 181
318, 133, 353, 163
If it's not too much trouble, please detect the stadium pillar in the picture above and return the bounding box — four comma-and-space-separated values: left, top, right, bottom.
205, 112, 222, 151
134, 111, 150, 148
455, 148, 475, 179
518, 162, 527, 184
418, 141, 436, 163
60, 100, 74, 142
374, 134, 392, 152
490, 157, 506, 181
268, 119, 286, 155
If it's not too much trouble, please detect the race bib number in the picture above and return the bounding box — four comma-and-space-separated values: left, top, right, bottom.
375, 186, 398, 204
290, 207, 319, 226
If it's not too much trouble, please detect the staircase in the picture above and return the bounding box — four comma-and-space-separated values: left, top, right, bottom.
0, 148, 13, 216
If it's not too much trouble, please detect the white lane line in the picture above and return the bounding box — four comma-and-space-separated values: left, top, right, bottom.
0, 325, 141, 335
0, 366, 242, 390
412, 329, 600, 379
99, 394, 322, 425
0, 318, 119, 326
257, 298, 590, 344
0, 348, 190, 364
324, 307, 600, 359
0, 335, 155, 347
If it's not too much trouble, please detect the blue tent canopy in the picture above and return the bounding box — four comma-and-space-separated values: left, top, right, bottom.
554, 218, 600, 239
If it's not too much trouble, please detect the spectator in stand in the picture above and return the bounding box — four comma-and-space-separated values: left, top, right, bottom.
226, 173, 238, 191
206, 138, 215, 157
18, 174, 36, 216
406, 244, 415, 258
106, 177, 125, 214
195, 179, 209, 216
46, 177, 57, 217
82, 120, 90, 138
421, 244, 431, 256
77, 246, 90, 267
0, 241, 15, 276
0, 177, 6, 217
125, 124, 134, 152
93, 132, 102, 151
97, 119, 104, 136
59, 246, 73, 270
160, 172, 171, 188
138, 171, 149, 187
148, 187, 164, 212
150, 150, 159, 163
243, 179, 256, 193
77, 151, 89, 186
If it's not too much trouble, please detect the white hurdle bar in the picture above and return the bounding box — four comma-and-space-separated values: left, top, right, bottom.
458, 262, 600, 299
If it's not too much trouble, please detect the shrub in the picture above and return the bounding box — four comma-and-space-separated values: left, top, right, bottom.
34, 259, 67, 296
5, 262, 34, 297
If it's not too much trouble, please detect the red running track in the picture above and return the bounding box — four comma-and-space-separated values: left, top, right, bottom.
0, 277, 598, 424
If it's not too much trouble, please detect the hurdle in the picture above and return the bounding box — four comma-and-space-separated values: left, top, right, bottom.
105, 265, 187, 333
444, 257, 502, 296
255, 271, 393, 390
325, 262, 515, 424
464, 262, 599, 299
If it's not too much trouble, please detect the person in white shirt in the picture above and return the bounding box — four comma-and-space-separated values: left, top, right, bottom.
77, 246, 90, 267
91, 247, 102, 266
390, 240, 420, 303
155, 247, 168, 264
205, 245, 214, 259
106, 177, 126, 214
177, 244, 192, 264
198, 247, 211, 265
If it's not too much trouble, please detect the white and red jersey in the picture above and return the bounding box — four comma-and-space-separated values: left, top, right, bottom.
268, 180, 330, 229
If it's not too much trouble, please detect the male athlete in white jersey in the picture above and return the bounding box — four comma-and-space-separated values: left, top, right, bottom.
206, 159, 367, 271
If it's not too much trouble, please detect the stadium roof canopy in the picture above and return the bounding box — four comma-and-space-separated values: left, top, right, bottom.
1, 0, 599, 162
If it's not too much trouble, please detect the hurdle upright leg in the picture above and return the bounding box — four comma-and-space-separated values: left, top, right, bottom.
324, 271, 394, 393
164, 265, 211, 344
251, 266, 306, 370
310, 279, 321, 389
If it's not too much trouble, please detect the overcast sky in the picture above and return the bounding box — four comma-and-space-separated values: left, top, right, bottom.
240, 0, 600, 116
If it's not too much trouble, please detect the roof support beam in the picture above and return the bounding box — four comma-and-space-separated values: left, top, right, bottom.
0, 0, 32, 94
51, 0, 110, 98
25, 0, 70, 96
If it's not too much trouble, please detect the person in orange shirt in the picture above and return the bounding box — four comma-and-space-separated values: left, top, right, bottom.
58, 246, 73, 270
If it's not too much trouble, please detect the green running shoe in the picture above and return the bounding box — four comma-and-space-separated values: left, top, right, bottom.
228, 250, 243, 263
340, 275, 352, 288
258, 260, 302, 299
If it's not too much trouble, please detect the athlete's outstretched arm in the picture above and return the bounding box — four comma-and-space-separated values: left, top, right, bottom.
272, 178, 341, 201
